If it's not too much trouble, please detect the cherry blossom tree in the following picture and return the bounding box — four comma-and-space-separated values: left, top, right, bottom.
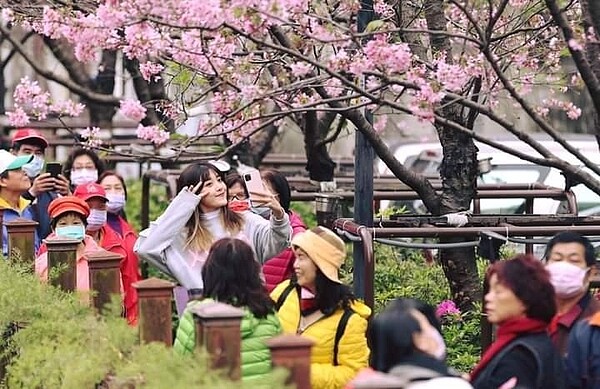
3, 0, 600, 308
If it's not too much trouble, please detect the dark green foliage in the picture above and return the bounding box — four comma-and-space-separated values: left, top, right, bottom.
0, 262, 287, 388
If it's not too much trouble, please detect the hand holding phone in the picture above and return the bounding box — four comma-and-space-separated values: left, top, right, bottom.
241, 168, 267, 206
45, 162, 62, 178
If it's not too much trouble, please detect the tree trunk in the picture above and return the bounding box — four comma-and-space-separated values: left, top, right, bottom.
88, 50, 117, 128
437, 124, 481, 311
302, 111, 336, 182
425, 0, 481, 311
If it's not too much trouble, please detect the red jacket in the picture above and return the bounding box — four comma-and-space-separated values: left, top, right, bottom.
262, 211, 306, 292
101, 217, 141, 325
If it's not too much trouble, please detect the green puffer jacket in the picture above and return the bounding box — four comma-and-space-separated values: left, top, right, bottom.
173, 299, 282, 380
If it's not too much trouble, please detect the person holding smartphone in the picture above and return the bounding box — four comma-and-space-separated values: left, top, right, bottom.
11, 128, 70, 240
135, 162, 291, 315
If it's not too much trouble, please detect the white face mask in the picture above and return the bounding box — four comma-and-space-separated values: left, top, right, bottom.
106, 193, 126, 214
86, 209, 107, 231
23, 155, 45, 178
546, 261, 588, 298
71, 169, 98, 186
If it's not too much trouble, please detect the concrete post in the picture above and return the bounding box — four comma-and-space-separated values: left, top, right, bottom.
266, 334, 314, 389
5, 217, 38, 270
45, 238, 80, 292
133, 278, 175, 346
191, 301, 244, 381
87, 250, 123, 313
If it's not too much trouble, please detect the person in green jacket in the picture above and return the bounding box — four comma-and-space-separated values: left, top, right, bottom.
173, 237, 282, 380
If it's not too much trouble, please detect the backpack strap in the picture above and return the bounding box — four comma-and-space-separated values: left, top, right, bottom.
333, 308, 354, 366
275, 282, 296, 311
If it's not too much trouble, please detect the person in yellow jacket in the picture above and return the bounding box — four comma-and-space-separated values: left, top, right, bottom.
270, 226, 371, 389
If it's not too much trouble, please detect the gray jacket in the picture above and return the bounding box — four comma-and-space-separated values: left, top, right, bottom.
134, 189, 291, 289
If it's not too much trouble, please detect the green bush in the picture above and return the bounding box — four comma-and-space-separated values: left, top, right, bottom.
0, 262, 287, 388
342, 243, 484, 373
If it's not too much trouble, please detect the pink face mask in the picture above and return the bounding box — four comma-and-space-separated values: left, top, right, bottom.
546, 261, 588, 298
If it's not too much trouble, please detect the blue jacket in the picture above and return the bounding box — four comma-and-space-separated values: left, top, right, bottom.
28, 190, 58, 241
0, 196, 40, 258
566, 312, 600, 389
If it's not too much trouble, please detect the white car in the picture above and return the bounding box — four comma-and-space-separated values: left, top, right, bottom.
377, 136, 600, 216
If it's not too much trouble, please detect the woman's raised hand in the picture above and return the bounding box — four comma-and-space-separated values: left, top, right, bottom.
187, 180, 204, 196
249, 186, 285, 220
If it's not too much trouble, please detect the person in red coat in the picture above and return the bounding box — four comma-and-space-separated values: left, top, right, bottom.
98, 172, 141, 325
259, 169, 307, 292
74, 177, 140, 325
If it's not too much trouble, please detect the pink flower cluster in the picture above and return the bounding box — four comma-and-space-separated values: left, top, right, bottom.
80, 127, 102, 149
119, 99, 147, 122
7, 77, 85, 127
139, 61, 165, 82
135, 124, 170, 146
436, 299, 461, 318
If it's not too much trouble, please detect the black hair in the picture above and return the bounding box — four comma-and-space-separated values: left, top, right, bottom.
202, 238, 275, 318
12, 140, 46, 153
62, 148, 105, 181
368, 298, 442, 372
261, 169, 291, 212
291, 269, 356, 315
544, 231, 596, 267
50, 211, 87, 230
224, 172, 249, 198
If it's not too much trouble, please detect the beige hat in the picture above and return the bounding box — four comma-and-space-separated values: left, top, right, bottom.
291, 226, 346, 283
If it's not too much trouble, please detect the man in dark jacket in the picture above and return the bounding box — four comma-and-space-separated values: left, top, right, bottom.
544, 231, 600, 356
11, 129, 70, 240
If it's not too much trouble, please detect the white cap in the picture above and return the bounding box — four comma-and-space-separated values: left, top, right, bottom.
0, 150, 33, 175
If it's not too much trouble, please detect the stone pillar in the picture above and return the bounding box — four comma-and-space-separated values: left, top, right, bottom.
266, 334, 314, 389
133, 278, 175, 346
45, 239, 80, 292
191, 301, 244, 381
87, 250, 123, 313
5, 218, 38, 270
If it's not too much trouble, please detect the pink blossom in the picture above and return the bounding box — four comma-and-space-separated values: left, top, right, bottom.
373, 114, 387, 133
119, 99, 147, 122
136, 124, 170, 146
1, 8, 14, 23
435, 59, 469, 92
435, 299, 461, 318
568, 39, 583, 51
139, 61, 164, 82
7, 108, 30, 127
80, 127, 102, 149
290, 62, 312, 78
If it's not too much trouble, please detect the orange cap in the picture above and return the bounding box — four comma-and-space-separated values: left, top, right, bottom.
48, 196, 90, 220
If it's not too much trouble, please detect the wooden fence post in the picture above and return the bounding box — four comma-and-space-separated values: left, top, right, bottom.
5, 218, 38, 270
191, 301, 244, 381
87, 250, 123, 313
266, 334, 314, 389
133, 278, 175, 346
45, 239, 80, 292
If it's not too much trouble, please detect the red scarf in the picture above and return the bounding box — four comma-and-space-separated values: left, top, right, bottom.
470, 317, 547, 381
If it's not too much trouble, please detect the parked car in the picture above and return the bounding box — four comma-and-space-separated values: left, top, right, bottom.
377, 136, 600, 216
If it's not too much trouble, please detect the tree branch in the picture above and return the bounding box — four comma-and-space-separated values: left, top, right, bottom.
0, 24, 119, 105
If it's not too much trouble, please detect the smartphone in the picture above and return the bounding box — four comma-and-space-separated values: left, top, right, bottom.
45, 162, 62, 178
241, 168, 266, 206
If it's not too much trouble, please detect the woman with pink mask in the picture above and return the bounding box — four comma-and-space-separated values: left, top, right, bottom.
135, 162, 291, 314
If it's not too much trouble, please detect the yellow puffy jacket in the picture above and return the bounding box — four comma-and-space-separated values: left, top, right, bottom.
271, 280, 371, 389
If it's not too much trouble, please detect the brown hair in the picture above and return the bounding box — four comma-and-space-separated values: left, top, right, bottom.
177, 162, 243, 251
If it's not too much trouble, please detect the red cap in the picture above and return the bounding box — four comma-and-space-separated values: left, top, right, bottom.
48, 196, 90, 219
73, 183, 108, 202
11, 128, 49, 148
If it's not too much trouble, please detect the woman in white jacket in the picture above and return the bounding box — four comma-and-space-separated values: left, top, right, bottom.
135, 162, 291, 311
